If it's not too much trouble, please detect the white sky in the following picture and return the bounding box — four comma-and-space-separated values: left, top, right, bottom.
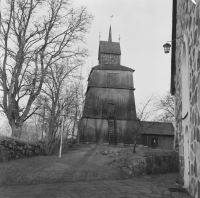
0, 0, 172, 125
73, 0, 172, 106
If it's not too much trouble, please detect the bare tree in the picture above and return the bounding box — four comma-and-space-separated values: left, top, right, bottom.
35, 60, 85, 154
153, 92, 175, 122
70, 77, 85, 140
20, 120, 39, 141
0, 0, 93, 137
30, 113, 42, 138
131, 92, 175, 153
131, 94, 156, 153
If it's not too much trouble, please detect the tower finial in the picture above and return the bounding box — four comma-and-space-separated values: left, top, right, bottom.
108, 25, 112, 42
108, 15, 113, 42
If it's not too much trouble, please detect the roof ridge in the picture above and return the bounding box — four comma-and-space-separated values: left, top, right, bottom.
141, 121, 173, 124
100, 40, 119, 43
92, 64, 134, 71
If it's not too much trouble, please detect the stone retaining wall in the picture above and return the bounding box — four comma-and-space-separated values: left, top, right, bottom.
122, 151, 179, 176
144, 151, 179, 174
0, 136, 46, 162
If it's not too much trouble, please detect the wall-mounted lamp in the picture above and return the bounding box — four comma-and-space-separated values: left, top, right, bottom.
163, 43, 171, 53
163, 35, 183, 54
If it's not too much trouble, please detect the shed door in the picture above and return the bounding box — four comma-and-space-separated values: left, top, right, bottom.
151, 138, 158, 149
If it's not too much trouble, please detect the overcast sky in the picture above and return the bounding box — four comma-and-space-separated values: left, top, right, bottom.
0, 0, 172, 125
73, 0, 172, 105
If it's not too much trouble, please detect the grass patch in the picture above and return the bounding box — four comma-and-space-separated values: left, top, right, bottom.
0, 144, 174, 186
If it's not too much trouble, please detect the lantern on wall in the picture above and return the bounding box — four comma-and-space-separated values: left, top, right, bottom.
163, 43, 171, 53
163, 35, 183, 54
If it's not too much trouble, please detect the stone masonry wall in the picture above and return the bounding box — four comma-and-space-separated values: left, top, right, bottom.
121, 151, 179, 176
176, 1, 200, 197
0, 136, 46, 162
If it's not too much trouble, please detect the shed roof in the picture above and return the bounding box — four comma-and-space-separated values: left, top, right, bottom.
140, 121, 174, 136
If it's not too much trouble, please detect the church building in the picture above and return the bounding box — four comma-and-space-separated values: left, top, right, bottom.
169, 1, 200, 197
80, 26, 137, 144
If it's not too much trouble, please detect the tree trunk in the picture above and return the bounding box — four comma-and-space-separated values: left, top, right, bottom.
72, 119, 76, 139
133, 141, 137, 153
41, 106, 45, 139
47, 121, 54, 155
46, 108, 57, 155
10, 122, 23, 138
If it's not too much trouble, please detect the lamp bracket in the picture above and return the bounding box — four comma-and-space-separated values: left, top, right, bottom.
167, 35, 183, 43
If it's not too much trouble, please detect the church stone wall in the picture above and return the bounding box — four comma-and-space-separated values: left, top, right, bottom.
175, 1, 200, 197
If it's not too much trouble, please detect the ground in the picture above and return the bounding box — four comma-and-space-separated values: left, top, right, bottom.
0, 144, 192, 197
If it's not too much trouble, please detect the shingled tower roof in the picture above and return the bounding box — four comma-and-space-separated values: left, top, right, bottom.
98, 26, 121, 60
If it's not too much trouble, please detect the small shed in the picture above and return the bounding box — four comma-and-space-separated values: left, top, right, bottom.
138, 121, 174, 150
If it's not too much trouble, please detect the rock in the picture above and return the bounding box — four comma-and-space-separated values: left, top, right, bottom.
27, 144, 32, 149
25, 149, 29, 156
35, 149, 39, 154
18, 146, 23, 151
29, 150, 32, 156
122, 167, 132, 175
22, 149, 25, 155
112, 158, 116, 162
163, 190, 171, 195
128, 164, 133, 170
102, 151, 109, 155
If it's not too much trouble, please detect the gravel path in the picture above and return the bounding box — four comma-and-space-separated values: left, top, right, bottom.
0, 174, 192, 198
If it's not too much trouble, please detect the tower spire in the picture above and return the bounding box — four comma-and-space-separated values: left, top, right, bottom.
108, 25, 112, 42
